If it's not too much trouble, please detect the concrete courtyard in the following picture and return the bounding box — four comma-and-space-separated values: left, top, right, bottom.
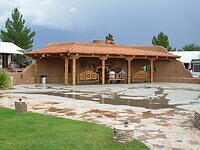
0, 83, 200, 150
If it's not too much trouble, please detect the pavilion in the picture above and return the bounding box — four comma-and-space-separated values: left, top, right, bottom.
24, 40, 199, 85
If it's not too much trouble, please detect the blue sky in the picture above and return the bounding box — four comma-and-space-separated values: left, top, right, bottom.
0, 0, 200, 50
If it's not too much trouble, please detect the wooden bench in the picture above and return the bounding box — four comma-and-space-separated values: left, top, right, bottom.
133, 70, 150, 82
78, 70, 99, 84
108, 73, 126, 83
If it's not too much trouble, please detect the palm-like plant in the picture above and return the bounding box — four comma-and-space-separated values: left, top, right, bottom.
0, 71, 12, 89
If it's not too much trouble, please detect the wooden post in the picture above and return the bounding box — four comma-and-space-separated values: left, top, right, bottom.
150, 59, 154, 83
101, 58, 107, 85
127, 59, 132, 84
64, 58, 69, 85
72, 58, 76, 86
34, 60, 39, 84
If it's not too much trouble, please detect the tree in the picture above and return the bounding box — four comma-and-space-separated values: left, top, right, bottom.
152, 32, 174, 51
105, 33, 114, 41
0, 8, 36, 68
182, 43, 200, 51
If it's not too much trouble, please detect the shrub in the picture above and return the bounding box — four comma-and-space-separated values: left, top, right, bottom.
0, 71, 12, 89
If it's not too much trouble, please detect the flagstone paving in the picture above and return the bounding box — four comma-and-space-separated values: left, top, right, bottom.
0, 83, 200, 150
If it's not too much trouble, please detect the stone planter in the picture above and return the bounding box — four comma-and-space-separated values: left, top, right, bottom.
15, 101, 27, 113
113, 125, 134, 143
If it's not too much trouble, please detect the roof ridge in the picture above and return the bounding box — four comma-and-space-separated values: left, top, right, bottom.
26, 42, 178, 58
72, 44, 169, 54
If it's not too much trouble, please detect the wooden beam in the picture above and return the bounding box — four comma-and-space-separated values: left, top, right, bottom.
100, 58, 107, 84
64, 58, 69, 85
34, 60, 39, 84
150, 60, 154, 83
157, 58, 170, 61
72, 58, 76, 86
62, 55, 70, 59
134, 56, 154, 60
126, 58, 133, 84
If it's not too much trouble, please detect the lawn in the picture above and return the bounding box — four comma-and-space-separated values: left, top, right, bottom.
0, 107, 150, 150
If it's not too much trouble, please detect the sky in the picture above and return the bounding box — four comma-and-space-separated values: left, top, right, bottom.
0, 0, 200, 50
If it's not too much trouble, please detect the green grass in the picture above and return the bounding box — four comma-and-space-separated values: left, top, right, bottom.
0, 107, 150, 150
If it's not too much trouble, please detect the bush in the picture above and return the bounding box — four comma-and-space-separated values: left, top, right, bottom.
0, 71, 12, 89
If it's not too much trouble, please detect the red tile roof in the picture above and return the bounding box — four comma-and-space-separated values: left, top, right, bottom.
26, 43, 179, 58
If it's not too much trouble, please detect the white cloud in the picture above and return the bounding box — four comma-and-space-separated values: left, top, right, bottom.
0, 0, 77, 30
68, 8, 77, 12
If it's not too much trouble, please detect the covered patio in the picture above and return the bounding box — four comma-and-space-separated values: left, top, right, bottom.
26, 40, 185, 85
62, 56, 155, 85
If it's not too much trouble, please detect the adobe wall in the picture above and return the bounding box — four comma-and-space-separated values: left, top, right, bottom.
154, 59, 200, 84
131, 59, 149, 74
38, 58, 65, 83
9, 64, 35, 85
9, 58, 65, 85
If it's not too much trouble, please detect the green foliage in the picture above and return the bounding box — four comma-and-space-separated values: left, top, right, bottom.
0, 107, 150, 150
182, 43, 200, 51
106, 33, 114, 41
140, 65, 150, 71
146, 65, 150, 71
169, 47, 177, 51
0, 71, 12, 89
152, 32, 175, 51
15, 54, 33, 68
0, 8, 35, 68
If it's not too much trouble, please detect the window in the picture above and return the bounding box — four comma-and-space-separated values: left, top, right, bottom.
192, 59, 200, 72
193, 64, 200, 72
